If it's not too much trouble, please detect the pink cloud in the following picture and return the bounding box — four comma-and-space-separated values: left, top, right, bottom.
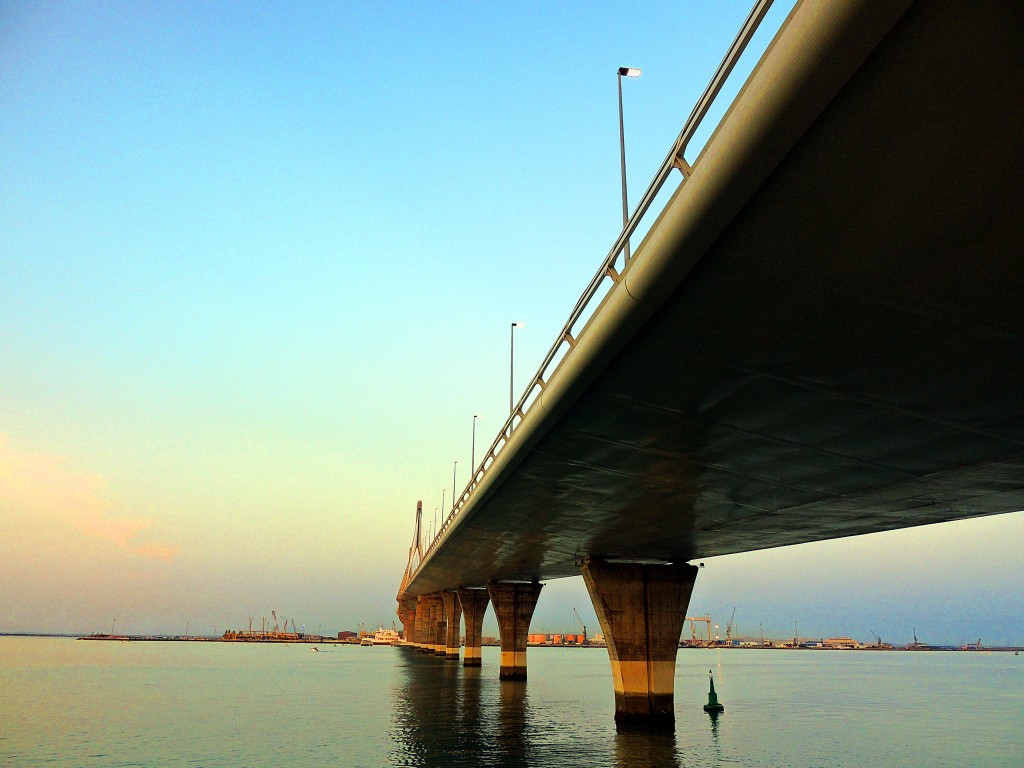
0, 434, 178, 561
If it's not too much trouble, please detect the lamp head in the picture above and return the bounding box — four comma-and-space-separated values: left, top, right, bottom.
618, 67, 642, 77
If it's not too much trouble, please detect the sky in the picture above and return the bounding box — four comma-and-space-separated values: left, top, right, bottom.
2, 0, 1021, 647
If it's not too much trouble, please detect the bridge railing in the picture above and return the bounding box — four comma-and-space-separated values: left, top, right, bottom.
413, 0, 778, 575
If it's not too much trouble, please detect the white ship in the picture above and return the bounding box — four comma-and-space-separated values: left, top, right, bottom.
371, 626, 401, 645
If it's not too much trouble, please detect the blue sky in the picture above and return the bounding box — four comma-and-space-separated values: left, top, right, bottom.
2, 0, 1021, 646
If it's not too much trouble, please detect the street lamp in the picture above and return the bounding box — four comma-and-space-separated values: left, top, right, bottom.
452, 460, 458, 508
471, 414, 479, 476
510, 322, 523, 417
617, 66, 641, 262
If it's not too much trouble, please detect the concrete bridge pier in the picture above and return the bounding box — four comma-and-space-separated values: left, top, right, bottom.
413, 596, 429, 649
581, 559, 698, 724
397, 597, 416, 644
441, 591, 462, 660
487, 581, 543, 680
418, 595, 440, 652
457, 588, 490, 667
430, 594, 447, 655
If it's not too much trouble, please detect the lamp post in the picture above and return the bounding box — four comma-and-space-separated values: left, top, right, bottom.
471, 414, 478, 477
452, 460, 458, 509
510, 322, 523, 417
617, 66, 641, 262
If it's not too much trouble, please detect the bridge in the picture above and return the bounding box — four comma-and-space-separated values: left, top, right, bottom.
395, 0, 1024, 723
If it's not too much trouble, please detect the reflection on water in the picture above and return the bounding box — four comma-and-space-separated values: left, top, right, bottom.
496, 680, 532, 767
455, 666, 485, 756
706, 709, 723, 766
614, 726, 680, 768
390, 650, 537, 768
706, 708, 721, 736
390, 647, 686, 768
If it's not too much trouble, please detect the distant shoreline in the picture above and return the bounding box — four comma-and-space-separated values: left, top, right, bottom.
3, 633, 1021, 652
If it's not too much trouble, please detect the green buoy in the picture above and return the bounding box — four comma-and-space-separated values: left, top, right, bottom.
703, 668, 724, 712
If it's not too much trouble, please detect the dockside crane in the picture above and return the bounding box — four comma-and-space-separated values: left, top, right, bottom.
726, 607, 736, 645
572, 608, 588, 644
685, 616, 713, 645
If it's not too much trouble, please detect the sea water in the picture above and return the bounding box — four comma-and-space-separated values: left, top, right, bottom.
1, 637, 1021, 767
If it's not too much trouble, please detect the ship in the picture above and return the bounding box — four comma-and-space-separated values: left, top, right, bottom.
371, 626, 401, 645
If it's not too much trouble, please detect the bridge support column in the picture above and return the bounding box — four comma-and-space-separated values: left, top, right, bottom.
413, 596, 429, 649
418, 595, 440, 652
431, 594, 447, 655
457, 588, 490, 667
581, 559, 698, 724
441, 591, 462, 660
487, 581, 543, 680
397, 597, 416, 644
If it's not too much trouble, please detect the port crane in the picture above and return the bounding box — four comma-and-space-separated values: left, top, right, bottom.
572, 608, 588, 644
726, 607, 736, 645
685, 616, 713, 645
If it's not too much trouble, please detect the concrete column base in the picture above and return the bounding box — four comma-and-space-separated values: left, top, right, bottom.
429, 594, 447, 655
413, 596, 428, 649
441, 591, 462, 660
458, 588, 490, 667
416, 595, 441, 652
582, 559, 698, 723
397, 597, 417, 645
487, 581, 543, 680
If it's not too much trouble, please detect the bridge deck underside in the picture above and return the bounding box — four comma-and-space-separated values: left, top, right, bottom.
406, 0, 1024, 596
